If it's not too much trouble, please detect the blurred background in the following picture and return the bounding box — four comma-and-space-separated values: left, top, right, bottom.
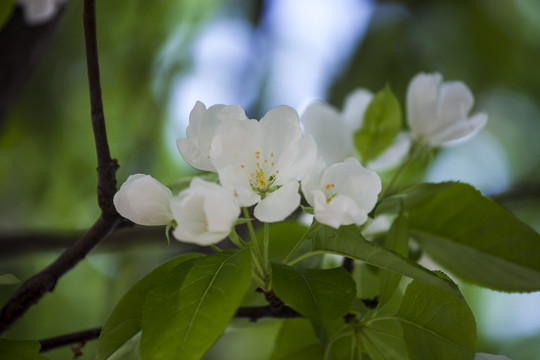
1, 0, 540, 359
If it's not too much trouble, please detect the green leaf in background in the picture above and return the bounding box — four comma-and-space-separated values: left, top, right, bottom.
403, 182, 540, 291
0, 273, 20, 285
298, 224, 461, 298
378, 213, 408, 307
362, 272, 476, 360
0, 0, 14, 30
353, 85, 402, 163
359, 319, 408, 360
272, 262, 356, 343
360, 272, 475, 360
96, 253, 202, 360
141, 248, 252, 360
0, 338, 50, 360
270, 319, 324, 360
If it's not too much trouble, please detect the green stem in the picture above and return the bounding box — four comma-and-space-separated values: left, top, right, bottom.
380, 141, 427, 199
243, 207, 262, 258
263, 222, 270, 272
209, 244, 222, 252
282, 221, 320, 264
229, 230, 247, 248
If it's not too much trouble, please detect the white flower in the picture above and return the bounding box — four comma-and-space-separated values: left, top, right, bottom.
302, 89, 410, 170
407, 72, 487, 147
113, 174, 174, 226
17, 0, 68, 25
475, 353, 511, 360
210, 105, 317, 223
177, 101, 248, 172
170, 178, 240, 245
301, 158, 381, 229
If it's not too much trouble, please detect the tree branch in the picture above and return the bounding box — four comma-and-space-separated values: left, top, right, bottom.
0, 0, 120, 335
83, 0, 118, 218
39, 327, 102, 353
37, 304, 302, 353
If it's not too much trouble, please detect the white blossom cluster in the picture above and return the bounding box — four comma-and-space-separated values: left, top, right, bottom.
113, 72, 486, 245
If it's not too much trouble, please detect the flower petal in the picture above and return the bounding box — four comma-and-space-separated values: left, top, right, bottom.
254, 181, 300, 222
429, 112, 488, 146
342, 88, 373, 129
113, 174, 173, 226
313, 191, 366, 228
302, 102, 354, 164
407, 72, 443, 140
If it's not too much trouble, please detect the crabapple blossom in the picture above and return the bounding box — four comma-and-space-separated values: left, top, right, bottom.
210, 105, 317, 223
170, 178, 240, 245
407, 72, 487, 147
301, 157, 381, 228
475, 354, 511, 360
113, 174, 174, 226
177, 101, 248, 172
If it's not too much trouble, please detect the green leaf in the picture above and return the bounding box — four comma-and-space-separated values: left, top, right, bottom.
141, 248, 252, 360
354, 85, 402, 162
362, 272, 476, 360
272, 262, 356, 343
405, 182, 540, 291
301, 225, 462, 298
359, 320, 408, 360
0, 0, 14, 30
0, 339, 50, 360
270, 319, 324, 360
298, 224, 461, 298
0, 273, 20, 285
96, 253, 202, 360
378, 213, 408, 307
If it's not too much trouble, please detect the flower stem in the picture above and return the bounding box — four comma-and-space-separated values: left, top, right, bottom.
228, 230, 247, 248
263, 222, 270, 272
209, 244, 222, 252
282, 221, 320, 264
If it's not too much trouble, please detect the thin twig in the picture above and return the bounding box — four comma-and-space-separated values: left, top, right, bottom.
0, 0, 119, 334
39, 327, 102, 353
37, 304, 302, 352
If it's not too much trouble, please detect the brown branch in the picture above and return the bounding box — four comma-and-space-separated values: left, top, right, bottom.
235, 305, 301, 322
83, 0, 118, 218
0, 0, 120, 335
39, 327, 102, 353
37, 304, 302, 352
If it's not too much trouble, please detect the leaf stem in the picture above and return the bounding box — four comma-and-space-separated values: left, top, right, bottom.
282, 221, 320, 264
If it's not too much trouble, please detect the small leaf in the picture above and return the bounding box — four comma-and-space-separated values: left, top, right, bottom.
304, 224, 461, 298
272, 262, 356, 343
378, 213, 408, 307
141, 248, 252, 360
354, 85, 402, 162
96, 253, 202, 360
0, 338, 50, 360
270, 319, 324, 360
0, 273, 20, 285
398, 182, 540, 291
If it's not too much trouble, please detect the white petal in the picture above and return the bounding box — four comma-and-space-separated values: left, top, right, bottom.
254, 181, 300, 222
301, 158, 326, 207
313, 191, 366, 228
177, 138, 214, 172
113, 174, 173, 226
342, 89, 373, 129
407, 72, 443, 140
170, 178, 239, 245
302, 102, 354, 164
437, 81, 474, 130
276, 134, 318, 183
367, 132, 412, 170
429, 112, 488, 146
260, 105, 302, 156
